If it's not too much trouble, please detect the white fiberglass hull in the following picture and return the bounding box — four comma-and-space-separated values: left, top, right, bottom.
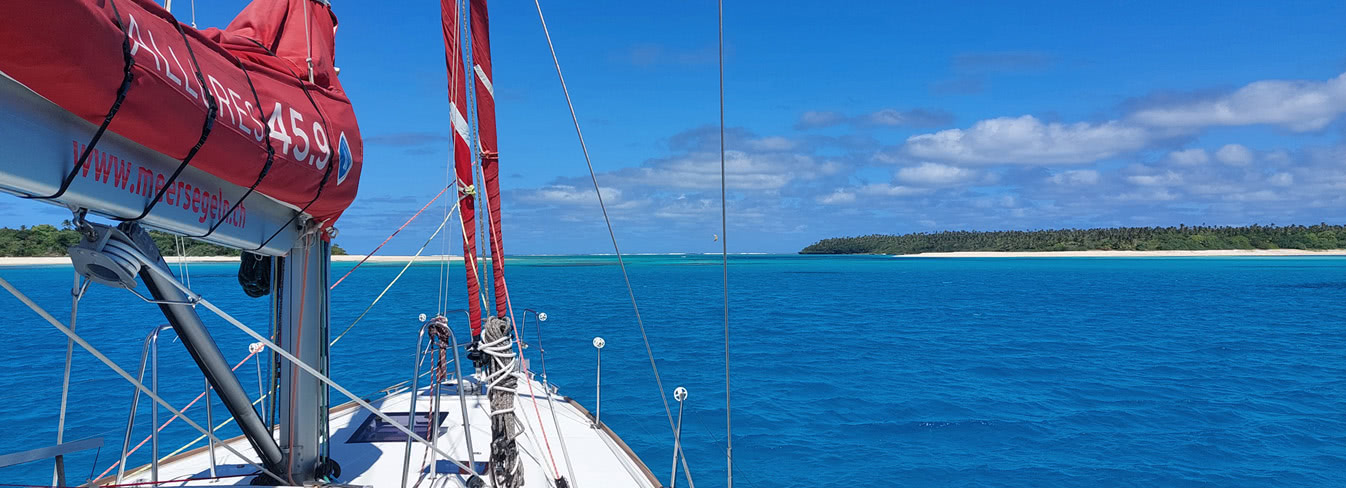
106, 374, 661, 487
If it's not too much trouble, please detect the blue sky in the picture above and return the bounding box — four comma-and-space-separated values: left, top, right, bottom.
7, 1, 1346, 254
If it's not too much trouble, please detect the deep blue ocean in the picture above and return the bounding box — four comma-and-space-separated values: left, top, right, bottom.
0, 255, 1343, 487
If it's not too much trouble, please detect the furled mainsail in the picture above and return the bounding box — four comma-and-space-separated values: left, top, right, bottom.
0, 0, 364, 229
470, 0, 508, 319
441, 0, 483, 336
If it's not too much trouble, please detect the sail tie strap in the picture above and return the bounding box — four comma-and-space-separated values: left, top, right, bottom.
187, 59, 275, 239
117, 15, 218, 222
23, 0, 135, 201
252, 50, 337, 252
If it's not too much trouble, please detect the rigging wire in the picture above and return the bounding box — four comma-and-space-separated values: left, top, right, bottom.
461, 0, 493, 315
718, 2, 733, 487
71, 241, 486, 480
51, 273, 87, 487
438, 0, 463, 318
330, 185, 450, 290
330, 203, 460, 346
0, 278, 286, 484
471, 166, 565, 479
94, 350, 262, 481
531, 0, 683, 469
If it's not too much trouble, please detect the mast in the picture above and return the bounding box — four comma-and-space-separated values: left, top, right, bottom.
441, 0, 483, 337
470, 0, 508, 319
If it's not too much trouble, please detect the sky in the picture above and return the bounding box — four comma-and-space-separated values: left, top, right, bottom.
6, 1, 1346, 254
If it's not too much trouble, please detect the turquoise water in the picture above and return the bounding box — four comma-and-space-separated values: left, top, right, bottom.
0, 255, 1344, 487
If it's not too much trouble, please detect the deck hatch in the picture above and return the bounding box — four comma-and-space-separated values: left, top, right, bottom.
346, 411, 450, 443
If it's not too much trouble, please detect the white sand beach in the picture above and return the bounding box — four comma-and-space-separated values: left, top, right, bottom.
906, 249, 1346, 258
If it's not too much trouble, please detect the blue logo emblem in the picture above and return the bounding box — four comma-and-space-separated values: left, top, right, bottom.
337, 132, 353, 185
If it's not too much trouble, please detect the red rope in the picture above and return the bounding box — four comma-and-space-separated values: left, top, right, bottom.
285, 239, 313, 485
487, 241, 561, 478
329, 186, 449, 290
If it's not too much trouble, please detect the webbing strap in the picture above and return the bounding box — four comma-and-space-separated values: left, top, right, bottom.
186, 57, 276, 239
117, 16, 218, 222
23, 0, 135, 201
253, 54, 338, 252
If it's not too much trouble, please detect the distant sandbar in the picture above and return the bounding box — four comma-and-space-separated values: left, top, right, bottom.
905, 249, 1346, 258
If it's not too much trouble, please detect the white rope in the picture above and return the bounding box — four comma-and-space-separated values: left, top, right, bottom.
331, 203, 460, 346
0, 277, 286, 483
174, 235, 190, 289
481, 322, 526, 486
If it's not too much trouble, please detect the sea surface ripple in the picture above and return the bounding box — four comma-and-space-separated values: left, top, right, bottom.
0, 255, 1343, 487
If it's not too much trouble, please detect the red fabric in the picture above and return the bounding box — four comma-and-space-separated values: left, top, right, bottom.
442, 0, 482, 336
0, 0, 362, 229
470, 0, 507, 319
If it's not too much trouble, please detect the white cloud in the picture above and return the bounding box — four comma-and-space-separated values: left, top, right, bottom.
1167, 148, 1210, 165
1215, 144, 1254, 166
858, 108, 954, 128
903, 115, 1150, 164
531, 185, 619, 204
797, 108, 953, 130
1126, 170, 1184, 187
1130, 72, 1346, 132
1048, 169, 1100, 185
795, 111, 846, 129
612, 150, 833, 191
1113, 188, 1180, 202
1269, 172, 1294, 186
896, 162, 977, 185
1224, 190, 1280, 202
747, 136, 797, 151
817, 189, 856, 205
858, 183, 932, 197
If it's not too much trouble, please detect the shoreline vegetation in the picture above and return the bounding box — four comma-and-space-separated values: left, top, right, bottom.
801, 224, 1346, 255
0, 223, 346, 259
1, 250, 1343, 267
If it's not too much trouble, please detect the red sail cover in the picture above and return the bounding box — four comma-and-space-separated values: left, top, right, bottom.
470, 0, 508, 319
442, 0, 483, 336
0, 0, 363, 229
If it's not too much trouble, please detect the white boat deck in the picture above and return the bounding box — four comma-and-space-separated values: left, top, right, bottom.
106, 374, 662, 487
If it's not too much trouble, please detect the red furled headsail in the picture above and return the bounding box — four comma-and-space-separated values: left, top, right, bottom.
470, 0, 508, 319
441, 0, 483, 336
0, 0, 363, 229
